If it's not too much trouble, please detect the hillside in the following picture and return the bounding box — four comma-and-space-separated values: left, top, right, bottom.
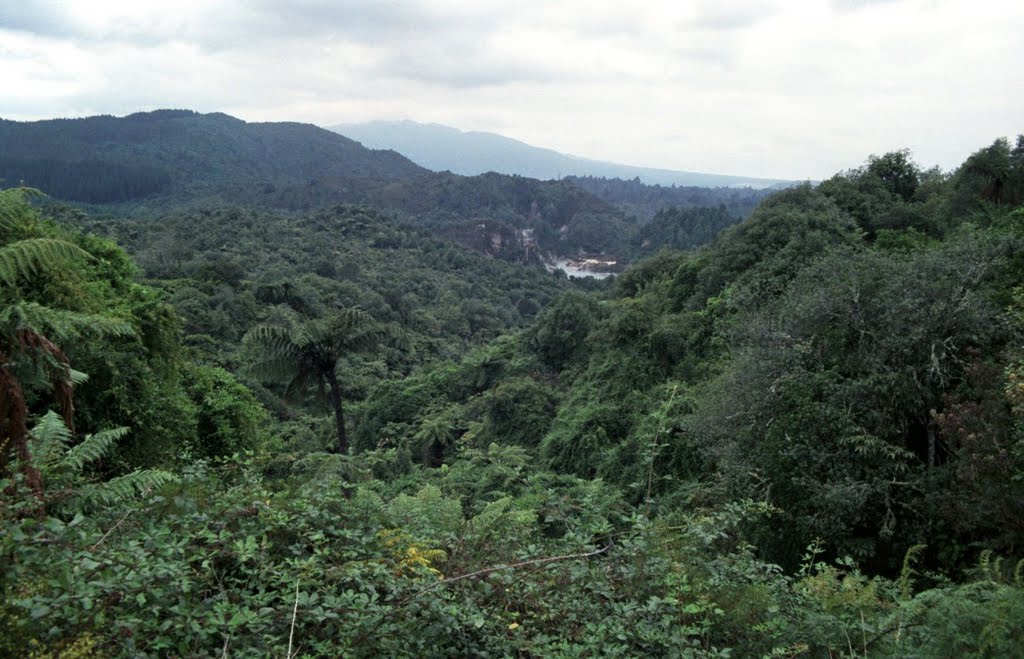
0, 111, 640, 261
0, 110, 425, 205
0, 110, 758, 265
565, 174, 776, 223
4, 136, 1024, 656
331, 119, 790, 188
75, 203, 589, 372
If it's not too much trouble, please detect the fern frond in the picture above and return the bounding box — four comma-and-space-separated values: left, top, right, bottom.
243, 324, 295, 350
0, 238, 93, 287
63, 427, 130, 472
898, 544, 926, 600
244, 355, 300, 383
469, 497, 537, 538
0, 187, 43, 232
74, 469, 177, 511
383, 322, 413, 352
980, 549, 994, 581
0, 302, 135, 344
283, 369, 323, 402
30, 410, 74, 468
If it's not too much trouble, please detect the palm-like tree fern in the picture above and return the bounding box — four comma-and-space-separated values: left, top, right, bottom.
244, 308, 385, 454
0, 188, 130, 499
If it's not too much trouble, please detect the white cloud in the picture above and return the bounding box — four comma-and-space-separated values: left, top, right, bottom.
1, 0, 1021, 179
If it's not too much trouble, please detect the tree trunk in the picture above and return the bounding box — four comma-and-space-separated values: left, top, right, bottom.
927, 425, 936, 470
324, 370, 348, 454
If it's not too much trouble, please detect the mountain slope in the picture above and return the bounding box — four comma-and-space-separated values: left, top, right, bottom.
0, 110, 425, 204
1, 110, 746, 264
330, 120, 789, 188
241, 170, 634, 259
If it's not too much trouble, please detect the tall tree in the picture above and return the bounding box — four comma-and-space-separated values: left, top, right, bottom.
244, 309, 384, 454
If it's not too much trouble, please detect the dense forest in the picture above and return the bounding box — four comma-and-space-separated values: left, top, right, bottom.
3, 133, 1024, 656
2, 112, 764, 266
564, 175, 775, 223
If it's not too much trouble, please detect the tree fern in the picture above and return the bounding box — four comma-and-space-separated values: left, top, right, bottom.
0, 187, 134, 498
243, 307, 388, 453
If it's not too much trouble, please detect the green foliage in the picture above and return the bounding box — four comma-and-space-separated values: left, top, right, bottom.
245, 308, 388, 453
671, 183, 863, 310
183, 364, 273, 458
634, 205, 744, 257
6, 129, 1024, 657
526, 290, 603, 372
948, 135, 1024, 216
567, 174, 771, 223
691, 235, 1013, 568
478, 376, 559, 448
891, 580, 1024, 656
866, 149, 921, 202
2, 186, 272, 472
27, 411, 176, 515
0, 237, 92, 288
85, 204, 573, 370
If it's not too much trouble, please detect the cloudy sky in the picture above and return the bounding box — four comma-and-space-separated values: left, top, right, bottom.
1, 0, 1021, 179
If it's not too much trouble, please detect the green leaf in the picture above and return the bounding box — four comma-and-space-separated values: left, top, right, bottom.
30, 605, 51, 619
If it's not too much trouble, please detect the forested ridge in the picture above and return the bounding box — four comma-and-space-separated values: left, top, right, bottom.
564, 175, 775, 223
3, 134, 1024, 657
1, 111, 762, 265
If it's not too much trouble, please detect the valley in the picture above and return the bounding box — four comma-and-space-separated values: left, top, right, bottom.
3, 109, 1024, 657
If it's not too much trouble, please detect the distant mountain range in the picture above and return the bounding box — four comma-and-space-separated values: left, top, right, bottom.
330, 120, 790, 189
0, 110, 634, 256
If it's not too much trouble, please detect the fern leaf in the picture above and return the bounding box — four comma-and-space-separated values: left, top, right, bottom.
63, 427, 130, 471
243, 324, 295, 350
30, 410, 73, 468
245, 355, 300, 383
980, 549, 994, 581
75, 469, 177, 510
898, 544, 926, 600
0, 187, 43, 232
0, 302, 135, 343
0, 239, 93, 287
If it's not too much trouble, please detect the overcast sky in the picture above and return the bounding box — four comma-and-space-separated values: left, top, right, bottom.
1, 0, 1021, 180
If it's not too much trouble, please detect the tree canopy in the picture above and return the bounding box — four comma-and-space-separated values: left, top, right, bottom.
4, 136, 1024, 656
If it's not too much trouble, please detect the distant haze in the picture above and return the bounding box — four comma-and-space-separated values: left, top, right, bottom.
331, 121, 789, 188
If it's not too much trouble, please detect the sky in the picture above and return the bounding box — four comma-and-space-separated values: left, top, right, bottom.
1, 0, 1022, 180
